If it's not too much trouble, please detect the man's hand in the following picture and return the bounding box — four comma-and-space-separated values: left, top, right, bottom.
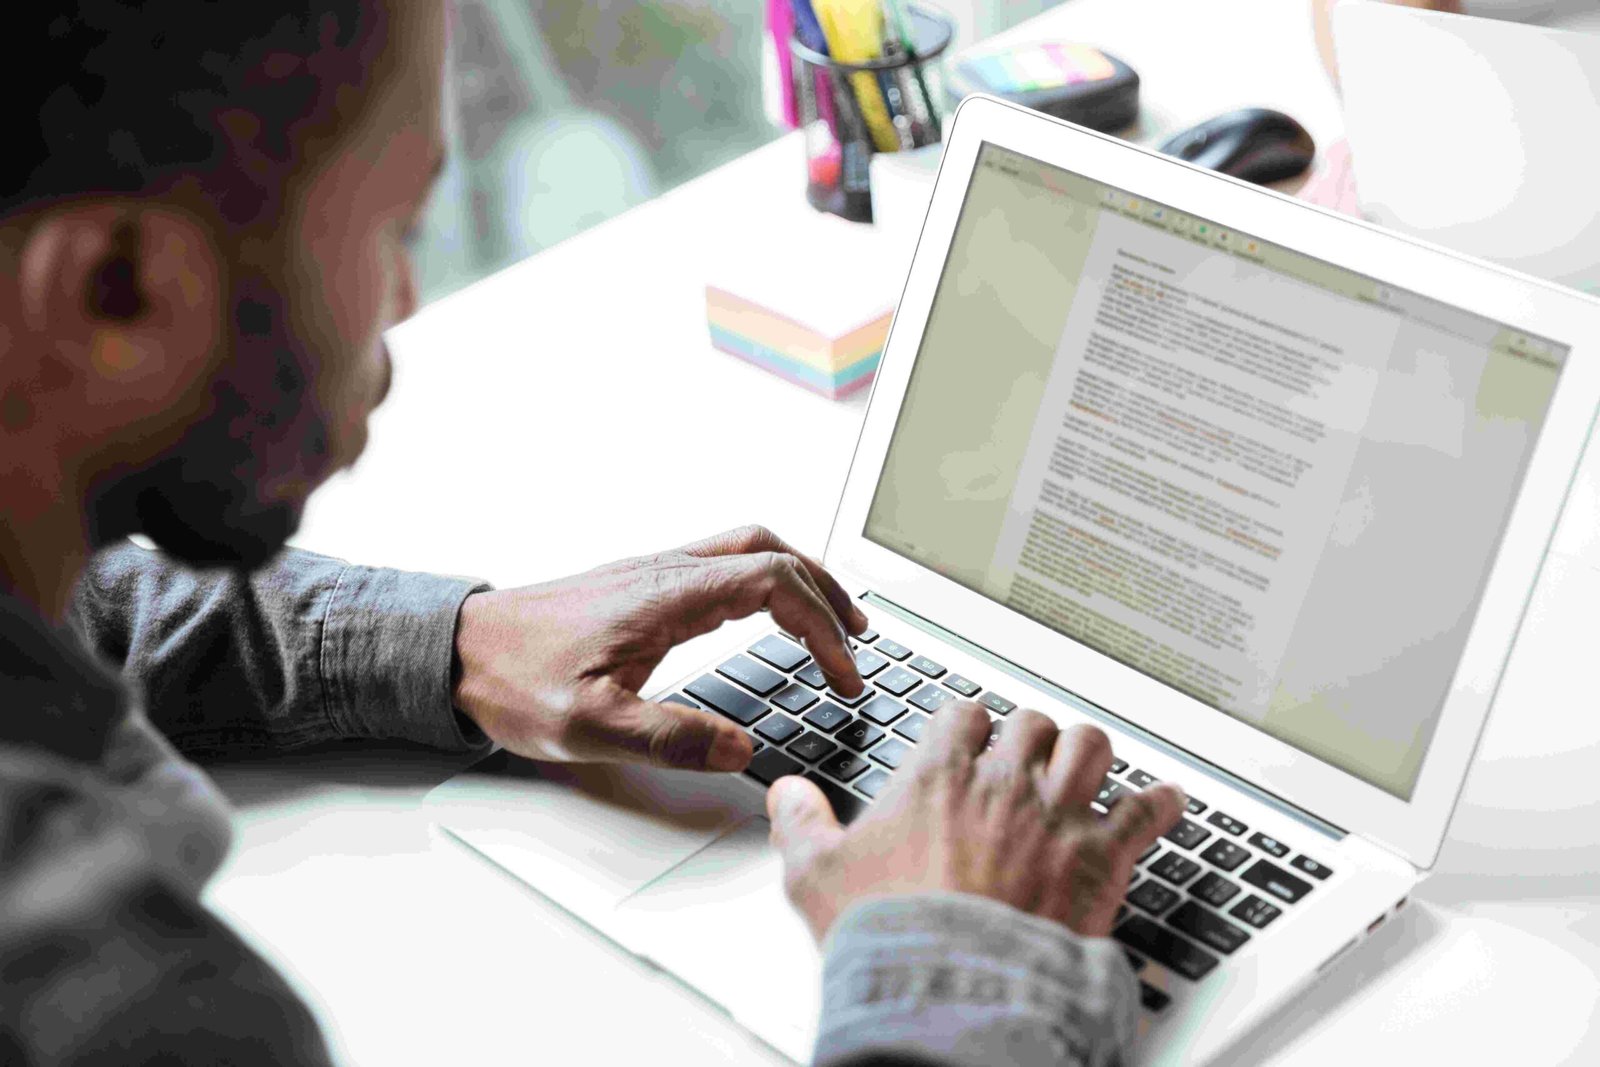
452, 525, 867, 772
769, 701, 1186, 941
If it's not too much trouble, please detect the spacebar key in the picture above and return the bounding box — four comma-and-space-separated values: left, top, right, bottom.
1114, 916, 1219, 980
804, 773, 868, 825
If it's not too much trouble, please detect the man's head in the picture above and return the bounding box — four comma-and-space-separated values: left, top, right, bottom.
0, 1, 446, 570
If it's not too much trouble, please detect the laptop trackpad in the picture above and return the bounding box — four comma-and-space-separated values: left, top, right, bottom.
614, 816, 821, 1061
426, 751, 758, 927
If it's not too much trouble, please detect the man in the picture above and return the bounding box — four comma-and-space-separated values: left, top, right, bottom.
0, 3, 1185, 1064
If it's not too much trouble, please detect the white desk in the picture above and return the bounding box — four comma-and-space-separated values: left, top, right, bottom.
208, 1, 1600, 1063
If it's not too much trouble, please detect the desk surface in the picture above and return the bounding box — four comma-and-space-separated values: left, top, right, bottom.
219, 1, 1600, 1063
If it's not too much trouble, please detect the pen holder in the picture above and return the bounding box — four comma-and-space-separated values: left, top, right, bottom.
791, 7, 953, 224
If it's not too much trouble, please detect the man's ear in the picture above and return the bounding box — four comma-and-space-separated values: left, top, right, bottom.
17, 204, 224, 422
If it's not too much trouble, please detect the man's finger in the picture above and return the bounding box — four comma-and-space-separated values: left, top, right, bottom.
677, 525, 868, 634
984, 708, 1058, 773
1104, 781, 1186, 853
1041, 723, 1116, 812
585, 689, 754, 772
921, 699, 990, 767
767, 774, 845, 866
735, 553, 863, 695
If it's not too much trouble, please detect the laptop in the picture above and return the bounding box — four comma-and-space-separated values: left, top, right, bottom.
1334, 0, 1600, 295
425, 95, 1600, 1063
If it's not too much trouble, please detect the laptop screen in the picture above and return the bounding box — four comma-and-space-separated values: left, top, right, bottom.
864, 143, 1569, 800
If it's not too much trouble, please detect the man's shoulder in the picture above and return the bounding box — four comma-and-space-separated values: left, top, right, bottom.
0, 591, 125, 763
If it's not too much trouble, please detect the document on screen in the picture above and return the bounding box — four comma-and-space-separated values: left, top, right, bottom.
985, 211, 1402, 719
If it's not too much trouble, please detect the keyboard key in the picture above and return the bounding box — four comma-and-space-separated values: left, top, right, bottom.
857, 628, 878, 643
805, 772, 868, 823
986, 722, 1003, 748
1127, 878, 1181, 916
874, 666, 921, 696
837, 720, 885, 753
662, 693, 700, 709
1166, 901, 1251, 955
826, 686, 871, 708
859, 694, 907, 727
1109, 757, 1129, 775
853, 649, 889, 678
1114, 916, 1219, 981
1138, 841, 1160, 864
868, 737, 912, 770
1240, 859, 1313, 904
802, 702, 852, 733
874, 638, 912, 660
1163, 819, 1212, 851
979, 693, 1017, 715
1127, 769, 1158, 788
1124, 948, 1146, 971
787, 731, 838, 763
754, 714, 803, 746
1199, 840, 1250, 873
1248, 832, 1291, 859
1149, 852, 1201, 886
1188, 872, 1241, 908
686, 675, 769, 726
772, 684, 819, 715
1139, 982, 1171, 1012
908, 655, 946, 678
1185, 796, 1208, 815
855, 768, 893, 798
1116, 904, 1130, 926
1290, 855, 1333, 881
1229, 895, 1283, 929
750, 740, 765, 754
893, 712, 930, 743
943, 674, 981, 697
820, 751, 871, 782
795, 663, 827, 689
907, 683, 951, 714
745, 747, 803, 785
717, 655, 786, 697
1206, 811, 1247, 836
748, 634, 810, 673
1095, 779, 1129, 808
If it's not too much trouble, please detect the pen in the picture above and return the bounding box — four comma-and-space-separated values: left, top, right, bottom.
882, 0, 940, 139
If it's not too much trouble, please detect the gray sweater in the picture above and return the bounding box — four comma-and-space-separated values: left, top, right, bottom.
0, 542, 1135, 1065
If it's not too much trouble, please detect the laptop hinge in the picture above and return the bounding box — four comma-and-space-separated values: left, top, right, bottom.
862, 590, 1349, 843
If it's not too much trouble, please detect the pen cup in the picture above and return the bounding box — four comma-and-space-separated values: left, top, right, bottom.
791, 7, 953, 223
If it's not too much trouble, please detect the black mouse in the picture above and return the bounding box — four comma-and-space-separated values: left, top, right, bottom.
1157, 108, 1315, 185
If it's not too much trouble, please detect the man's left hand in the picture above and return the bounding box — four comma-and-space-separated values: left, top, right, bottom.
451, 525, 868, 772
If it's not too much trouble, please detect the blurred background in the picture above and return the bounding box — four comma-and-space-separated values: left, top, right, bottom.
414, 0, 1064, 303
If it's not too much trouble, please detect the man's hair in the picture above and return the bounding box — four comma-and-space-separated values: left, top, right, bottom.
4, 2, 383, 226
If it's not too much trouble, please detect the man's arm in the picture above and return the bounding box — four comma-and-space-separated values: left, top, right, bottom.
0, 746, 336, 1065
813, 895, 1138, 1066
70, 541, 489, 756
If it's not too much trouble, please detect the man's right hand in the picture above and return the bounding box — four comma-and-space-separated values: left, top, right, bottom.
768, 700, 1186, 942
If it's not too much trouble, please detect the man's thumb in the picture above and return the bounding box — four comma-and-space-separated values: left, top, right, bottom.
633, 695, 753, 771
766, 774, 843, 861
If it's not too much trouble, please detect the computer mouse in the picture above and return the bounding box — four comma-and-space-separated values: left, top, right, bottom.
1157, 108, 1315, 185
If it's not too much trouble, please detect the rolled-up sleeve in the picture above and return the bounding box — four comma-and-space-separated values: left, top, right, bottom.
813, 893, 1139, 1067
71, 541, 491, 756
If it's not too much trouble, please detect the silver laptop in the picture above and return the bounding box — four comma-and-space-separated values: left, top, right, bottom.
426, 95, 1600, 1064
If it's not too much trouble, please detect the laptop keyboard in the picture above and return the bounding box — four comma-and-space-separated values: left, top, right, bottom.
668, 627, 1336, 1009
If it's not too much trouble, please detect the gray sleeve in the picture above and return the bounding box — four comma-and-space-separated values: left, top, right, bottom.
70, 541, 492, 756
0, 746, 337, 1066
813, 893, 1139, 1067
